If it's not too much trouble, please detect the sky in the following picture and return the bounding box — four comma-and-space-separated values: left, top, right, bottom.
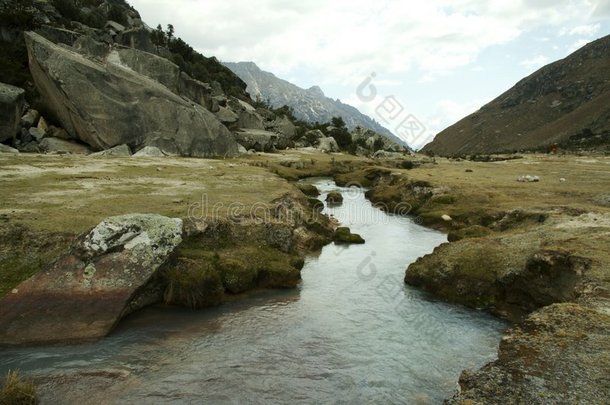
129, 0, 610, 149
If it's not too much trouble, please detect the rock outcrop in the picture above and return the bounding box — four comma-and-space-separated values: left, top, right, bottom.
233, 129, 282, 152
0, 214, 183, 345
224, 61, 405, 145
447, 303, 610, 404
405, 231, 592, 321
25, 32, 238, 157
333, 227, 365, 244
0, 82, 25, 143
89, 144, 131, 157
39, 137, 91, 155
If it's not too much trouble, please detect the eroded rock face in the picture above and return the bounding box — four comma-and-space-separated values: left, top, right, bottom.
0, 82, 25, 143
233, 129, 279, 152
25, 32, 238, 157
405, 236, 591, 321
496, 249, 591, 318
447, 303, 610, 405
0, 214, 183, 345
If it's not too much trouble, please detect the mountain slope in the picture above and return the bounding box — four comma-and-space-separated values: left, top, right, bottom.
224, 61, 405, 145
423, 34, 610, 155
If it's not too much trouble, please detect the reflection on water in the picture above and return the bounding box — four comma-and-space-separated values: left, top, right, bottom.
0, 179, 506, 404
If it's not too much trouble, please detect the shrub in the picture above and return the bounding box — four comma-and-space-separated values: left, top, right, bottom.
51, 0, 81, 22
107, 4, 128, 26
0, 370, 38, 405
163, 258, 224, 309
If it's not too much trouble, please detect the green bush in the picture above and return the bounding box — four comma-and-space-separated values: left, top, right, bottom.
51, 0, 81, 22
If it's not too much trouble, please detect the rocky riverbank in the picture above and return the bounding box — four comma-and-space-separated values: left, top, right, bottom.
0, 152, 340, 345
1, 150, 609, 402
359, 153, 610, 403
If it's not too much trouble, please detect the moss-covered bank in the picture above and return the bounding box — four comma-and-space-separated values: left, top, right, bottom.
354, 153, 610, 404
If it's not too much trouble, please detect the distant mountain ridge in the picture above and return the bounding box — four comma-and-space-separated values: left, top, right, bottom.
423, 34, 610, 155
223, 61, 405, 145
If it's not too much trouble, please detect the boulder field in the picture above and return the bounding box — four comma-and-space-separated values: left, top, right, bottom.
24, 32, 238, 157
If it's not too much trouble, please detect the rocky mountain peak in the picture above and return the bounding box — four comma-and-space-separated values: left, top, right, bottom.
307, 85, 325, 97
224, 61, 407, 147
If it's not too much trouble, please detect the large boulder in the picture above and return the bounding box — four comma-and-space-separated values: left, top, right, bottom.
132, 146, 166, 157
0, 83, 25, 143
267, 115, 297, 138
233, 129, 279, 152
317, 136, 339, 152
25, 32, 238, 157
226, 98, 265, 130
116, 27, 157, 54
0, 144, 19, 153
113, 47, 180, 91
39, 137, 92, 154
89, 144, 131, 157
0, 214, 183, 345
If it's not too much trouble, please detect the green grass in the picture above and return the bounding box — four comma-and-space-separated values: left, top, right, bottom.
0, 370, 37, 405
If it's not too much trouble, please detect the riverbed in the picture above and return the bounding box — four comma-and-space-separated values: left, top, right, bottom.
0, 179, 506, 404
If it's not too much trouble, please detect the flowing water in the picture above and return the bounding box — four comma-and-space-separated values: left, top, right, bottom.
0, 179, 507, 404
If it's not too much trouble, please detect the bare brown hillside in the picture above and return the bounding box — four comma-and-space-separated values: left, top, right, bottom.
424, 34, 610, 155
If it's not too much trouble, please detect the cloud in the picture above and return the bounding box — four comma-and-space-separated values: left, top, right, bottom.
129, 0, 600, 83
426, 99, 484, 132
593, 1, 610, 18
520, 55, 550, 70
560, 23, 601, 36
567, 38, 593, 54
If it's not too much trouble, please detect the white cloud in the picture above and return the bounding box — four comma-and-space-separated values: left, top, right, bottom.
427, 99, 485, 132
567, 38, 593, 53
560, 23, 601, 36
129, 0, 600, 82
128, 0, 607, 146
520, 55, 550, 70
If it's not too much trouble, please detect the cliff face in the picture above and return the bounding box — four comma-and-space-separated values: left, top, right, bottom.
423, 34, 610, 155
224, 61, 406, 146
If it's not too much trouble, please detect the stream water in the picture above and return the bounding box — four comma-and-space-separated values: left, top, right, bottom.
0, 179, 506, 404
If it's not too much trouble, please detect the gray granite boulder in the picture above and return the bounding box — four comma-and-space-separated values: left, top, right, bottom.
0, 214, 183, 345
25, 32, 238, 157
0, 83, 25, 143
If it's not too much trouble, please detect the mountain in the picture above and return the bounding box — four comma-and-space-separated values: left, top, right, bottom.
223, 61, 406, 146
423, 34, 610, 155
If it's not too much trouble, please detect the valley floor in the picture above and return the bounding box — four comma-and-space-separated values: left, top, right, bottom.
1, 150, 609, 403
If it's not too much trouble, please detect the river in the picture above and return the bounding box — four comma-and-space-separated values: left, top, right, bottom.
0, 179, 506, 404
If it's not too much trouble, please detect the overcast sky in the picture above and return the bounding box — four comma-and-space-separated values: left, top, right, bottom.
129, 0, 610, 148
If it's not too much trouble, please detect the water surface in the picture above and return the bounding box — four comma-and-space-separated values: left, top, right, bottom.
0, 179, 506, 404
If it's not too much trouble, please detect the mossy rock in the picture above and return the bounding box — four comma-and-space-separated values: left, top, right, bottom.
218, 257, 257, 294
256, 262, 301, 288
431, 194, 458, 205
297, 183, 320, 197
448, 225, 492, 242
307, 197, 324, 212
326, 191, 344, 206
334, 227, 365, 244
163, 258, 224, 309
